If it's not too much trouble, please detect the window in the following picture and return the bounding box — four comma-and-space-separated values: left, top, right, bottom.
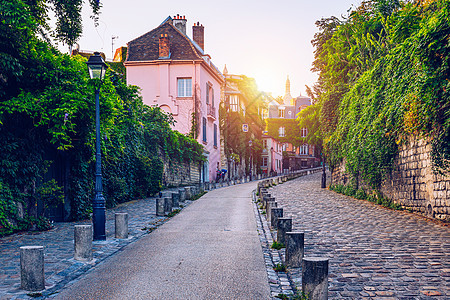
301, 127, 308, 138
177, 78, 192, 97
262, 157, 268, 167
282, 144, 287, 152
202, 117, 207, 143
263, 139, 268, 149
278, 109, 285, 118
214, 124, 217, 147
230, 95, 239, 112
279, 127, 285, 137
206, 83, 211, 105
299, 144, 308, 155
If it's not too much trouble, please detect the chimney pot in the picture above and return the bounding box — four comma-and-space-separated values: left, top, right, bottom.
192, 22, 205, 50
159, 33, 170, 58
173, 14, 187, 35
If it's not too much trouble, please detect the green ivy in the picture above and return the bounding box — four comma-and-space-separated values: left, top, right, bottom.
311, 0, 450, 188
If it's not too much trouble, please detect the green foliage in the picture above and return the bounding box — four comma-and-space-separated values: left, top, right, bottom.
312, 0, 450, 188
266, 119, 300, 144
273, 263, 287, 272
0, 180, 16, 236
271, 241, 285, 250
167, 209, 181, 218
276, 293, 308, 300
36, 179, 64, 215
330, 184, 403, 210
222, 76, 266, 173
0, 0, 205, 236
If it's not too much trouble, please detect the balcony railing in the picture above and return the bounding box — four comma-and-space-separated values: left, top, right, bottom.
207, 104, 216, 119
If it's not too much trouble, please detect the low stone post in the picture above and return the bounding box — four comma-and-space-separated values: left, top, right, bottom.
172, 192, 180, 207
115, 213, 128, 239
156, 198, 165, 216
266, 201, 277, 224
285, 232, 304, 267
264, 196, 275, 210
277, 218, 292, 245
20, 246, 45, 291
302, 257, 329, 300
164, 197, 172, 214
178, 188, 186, 202
271, 208, 283, 229
262, 194, 271, 209
74, 225, 93, 261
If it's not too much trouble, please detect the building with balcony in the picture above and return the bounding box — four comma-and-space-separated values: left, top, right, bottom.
124, 15, 224, 182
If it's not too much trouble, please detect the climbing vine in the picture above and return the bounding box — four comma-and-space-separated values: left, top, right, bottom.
311, 0, 450, 188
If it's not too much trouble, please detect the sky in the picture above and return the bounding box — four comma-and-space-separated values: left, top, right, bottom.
67, 0, 361, 98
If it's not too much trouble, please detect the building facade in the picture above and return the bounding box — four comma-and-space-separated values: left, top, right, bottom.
264, 76, 319, 171
124, 15, 224, 182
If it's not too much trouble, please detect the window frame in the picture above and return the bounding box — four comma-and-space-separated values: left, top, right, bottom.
177, 78, 192, 97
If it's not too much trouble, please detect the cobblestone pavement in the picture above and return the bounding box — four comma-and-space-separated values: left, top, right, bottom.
267, 172, 450, 299
253, 191, 294, 299
0, 194, 190, 299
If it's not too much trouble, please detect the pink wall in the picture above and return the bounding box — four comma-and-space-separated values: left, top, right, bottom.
127, 61, 222, 182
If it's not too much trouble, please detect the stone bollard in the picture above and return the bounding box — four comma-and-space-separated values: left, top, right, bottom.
172, 192, 180, 207
302, 257, 329, 300
115, 213, 128, 239
278, 177, 283, 184
156, 197, 165, 216
277, 218, 292, 245
74, 225, 93, 261
271, 207, 283, 229
266, 201, 277, 224
285, 232, 304, 267
264, 196, 275, 210
20, 246, 45, 291
164, 197, 172, 214
178, 188, 186, 202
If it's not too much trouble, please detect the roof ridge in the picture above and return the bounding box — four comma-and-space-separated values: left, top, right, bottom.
164, 20, 203, 60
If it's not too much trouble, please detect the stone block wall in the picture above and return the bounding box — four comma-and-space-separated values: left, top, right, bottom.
162, 159, 201, 187
331, 137, 450, 221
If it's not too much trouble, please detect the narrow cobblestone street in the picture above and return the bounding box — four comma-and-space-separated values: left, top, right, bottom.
269, 172, 450, 299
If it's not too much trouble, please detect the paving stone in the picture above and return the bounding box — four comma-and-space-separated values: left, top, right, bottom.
266, 172, 450, 299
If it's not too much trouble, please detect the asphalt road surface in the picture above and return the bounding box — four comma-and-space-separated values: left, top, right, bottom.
54, 182, 271, 300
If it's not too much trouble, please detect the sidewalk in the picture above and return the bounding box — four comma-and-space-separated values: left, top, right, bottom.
51, 183, 271, 299
0, 195, 177, 299
266, 172, 450, 299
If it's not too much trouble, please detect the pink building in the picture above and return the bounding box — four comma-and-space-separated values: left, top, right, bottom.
124, 15, 224, 182
261, 135, 283, 176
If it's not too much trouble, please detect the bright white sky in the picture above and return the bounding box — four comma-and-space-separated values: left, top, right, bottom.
67, 0, 361, 97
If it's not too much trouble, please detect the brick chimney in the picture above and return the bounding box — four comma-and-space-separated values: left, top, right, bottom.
159, 33, 170, 58
192, 22, 204, 51
173, 14, 187, 35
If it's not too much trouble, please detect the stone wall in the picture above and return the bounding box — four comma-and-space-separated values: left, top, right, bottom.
162, 158, 201, 187
331, 137, 450, 222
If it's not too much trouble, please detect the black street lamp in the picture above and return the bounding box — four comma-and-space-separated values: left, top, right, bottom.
86, 52, 108, 240
321, 154, 326, 189
248, 140, 252, 181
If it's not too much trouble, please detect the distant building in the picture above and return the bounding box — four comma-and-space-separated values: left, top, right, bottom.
124, 15, 224, 182
264, 76, 319, 171
261, 135, 283, 175
222, 67, 266, 179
